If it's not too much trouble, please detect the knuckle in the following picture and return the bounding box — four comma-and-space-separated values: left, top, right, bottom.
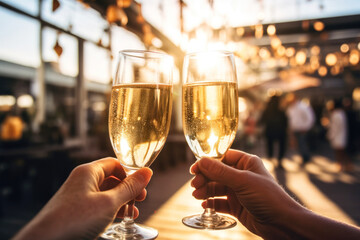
249, 154, 261, 163
208, 162, 226, 179
122, 178, 138, 198
71, 164, 91, 177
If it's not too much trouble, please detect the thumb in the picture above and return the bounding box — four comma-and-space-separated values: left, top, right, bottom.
112, 168, 153, 206
197, 158, 244, 189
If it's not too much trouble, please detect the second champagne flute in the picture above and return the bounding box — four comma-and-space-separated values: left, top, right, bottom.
102, 50, 173, 239
182, 50, 239, 230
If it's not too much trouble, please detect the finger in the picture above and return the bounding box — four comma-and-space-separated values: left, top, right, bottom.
190, 162, 200, 175
101, 177, 147, 201
222, 149, 255, 167
192, 182, 229, 199
223, 149, 270, 177
91, 158, 127, 184
190, 174, 207, 188
116, 206, 140, 219
135, 189, 147, 201
100, 176, 121, 191
110, 167, 153, 206
197, 157, 246, 189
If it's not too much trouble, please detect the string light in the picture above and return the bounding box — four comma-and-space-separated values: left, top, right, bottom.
310, 45, 320, 55
318, 66, 328, 76
325, 53, 337, 66
330, 65, 340, 75
270, 37, 282, 49
259, 47, 271, 59
353, 88, 360, 102
17, 95, 34, 108
310, 56, 320, 70
295, 50, 307, 65
285, 47, 295, 57
255, 24, 263, 39
267, 25, 276, 36
349, 50, 360, 65
277, 46, 286, 57
340, 43, 349, 53
236, 27, 245, 37
313, 21, 325, 31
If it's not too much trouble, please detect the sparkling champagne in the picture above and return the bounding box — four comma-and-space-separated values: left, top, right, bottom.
109, 83, 172, 170
183, 81, 238, 160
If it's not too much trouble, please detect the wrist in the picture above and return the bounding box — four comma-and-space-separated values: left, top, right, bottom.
267, 194, 310, 239
277, 204, 360, 240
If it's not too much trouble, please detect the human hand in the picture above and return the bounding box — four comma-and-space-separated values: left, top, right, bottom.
13, 157, 152, 240
190, 149, 303, 239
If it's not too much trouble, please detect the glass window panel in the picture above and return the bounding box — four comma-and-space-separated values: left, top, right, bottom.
0, 7, 40, 67
87, 91, 108, 136
41, 0, 109, 45
71, 5, 109, 46
45, 84, 76, 138
110, 26, 145, 78
84, 42, 111, 84
41, 0, 72, 30
42, 26, 78, 77
1, 0, 38, 16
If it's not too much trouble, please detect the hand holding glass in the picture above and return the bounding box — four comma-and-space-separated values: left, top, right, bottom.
102, 50, 173, 239
182, 51, 239, 229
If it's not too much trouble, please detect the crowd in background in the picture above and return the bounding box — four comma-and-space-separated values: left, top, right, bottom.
244, 92, 360, 172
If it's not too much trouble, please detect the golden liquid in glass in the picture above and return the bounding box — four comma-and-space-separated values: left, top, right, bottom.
109, 83, 172, 170
183, 81, 238, 160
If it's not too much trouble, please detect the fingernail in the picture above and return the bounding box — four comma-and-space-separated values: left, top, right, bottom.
137, 168, 151, 182
189, 163, 195, 175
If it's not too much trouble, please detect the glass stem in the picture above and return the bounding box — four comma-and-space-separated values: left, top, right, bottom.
117, 171, 136, 235
124, 199, 135, 223
116, 200, 136, 236
206, 181, 215, 209
201, 182, 220, 227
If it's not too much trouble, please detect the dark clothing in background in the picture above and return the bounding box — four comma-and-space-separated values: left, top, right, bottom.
260, 96, 288, 164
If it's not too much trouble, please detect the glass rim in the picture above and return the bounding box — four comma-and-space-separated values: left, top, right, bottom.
119, 49, 171, 60
185, 50, 234, 58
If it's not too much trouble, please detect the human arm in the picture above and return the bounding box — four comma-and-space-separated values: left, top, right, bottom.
12, 157, 152, 240
190, 149, 360, 239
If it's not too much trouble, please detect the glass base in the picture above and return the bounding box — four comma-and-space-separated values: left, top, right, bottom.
100, 222, 158, 240
182, 212, 237, 230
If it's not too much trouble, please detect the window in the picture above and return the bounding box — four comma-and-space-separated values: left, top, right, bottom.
41, 0, 109, 46
1, 0, 38, 16
42, 26, 78, 77
84, 42, 111, 84
0, 7, 40, 67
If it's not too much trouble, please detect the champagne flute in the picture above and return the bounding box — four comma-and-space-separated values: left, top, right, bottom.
182, 50, 239, 229
102, 50, 173, 239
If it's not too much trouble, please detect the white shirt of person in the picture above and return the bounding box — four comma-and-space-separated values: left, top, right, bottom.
327, 109, 348, 149
287, 100, 315, 132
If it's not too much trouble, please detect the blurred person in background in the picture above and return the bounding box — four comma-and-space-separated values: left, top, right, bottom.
243, 111, 257, 148
343, 97, 360, 159
327, 98, 353, 172
286, 93, 315, 166
259, 95, 288, 169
